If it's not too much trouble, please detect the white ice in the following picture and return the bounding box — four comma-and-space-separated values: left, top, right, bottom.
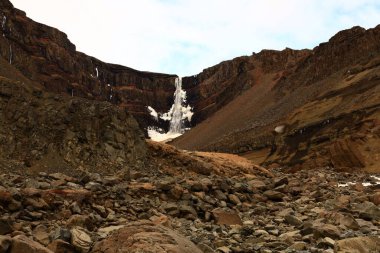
338, 175, 380, 187
147, 106, 159, 121
147, 127, 182, 142
146, 77, 194, 142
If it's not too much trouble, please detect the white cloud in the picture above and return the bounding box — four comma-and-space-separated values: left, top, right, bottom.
10, 0, 380, 76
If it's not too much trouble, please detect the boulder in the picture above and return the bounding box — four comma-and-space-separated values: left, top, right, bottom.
0, 235, 11, 253
335, 236, 380, 253
0, 220, 13, 235
33, 225, 50, 246
70, 227, 92, 253
263, 190, 284, 201
47, 240, 76, 253
91, 220, 203, 253
212, 208, 243, 225
10, 235, 53, 253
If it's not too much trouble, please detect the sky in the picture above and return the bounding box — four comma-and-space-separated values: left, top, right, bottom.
10, 0, 380, 76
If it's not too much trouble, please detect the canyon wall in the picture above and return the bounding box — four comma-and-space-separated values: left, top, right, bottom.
174, 25, 380, 172
0, 0, 176, 131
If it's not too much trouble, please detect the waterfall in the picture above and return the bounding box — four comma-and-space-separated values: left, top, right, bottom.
146, 76, 193, 142
169, 77, 184, 134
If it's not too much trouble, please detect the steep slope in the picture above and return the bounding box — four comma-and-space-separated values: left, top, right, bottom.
173, 26, 380, 173
0, 0, 176, 131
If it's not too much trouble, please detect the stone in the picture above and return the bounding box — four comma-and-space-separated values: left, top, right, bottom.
335, 236, 380, 253
254, 230, 269, 236
323, 237, 335, 248
284, 215, 302, 226
216, 246, 231, 253
274, 177, 288, 187
10, 235, 53, 253
70, 202, 82, 214
247, 179, 267, 190
169, 185, 184, 200
67, 215, 94, 231
97, 225, 125, 239
91, 221, 203, 253
0, 220, 13, 235
369, 192, 380, 205
156, 178, 175, 191
198, 243, 215, 253
357, 201, 380, 220
50, 227, 71, 242
0, 235, 11, 253
70, 227, 92, 253
212, 208, 243, 225
33, 225, 50, 246
288, 241, 307, 251
228, 194, 241, 205
47, 239, 76, 253
263, 190, 284, 201
277, 208, 293, 217
313, 224, 341, 240
84, 182, 102, 192
24, 197, 50, 210
179, 205, 198, 219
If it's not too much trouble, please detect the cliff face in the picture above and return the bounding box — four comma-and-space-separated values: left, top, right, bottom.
174, 25, 380, 173
0, 60, 147, 172
0, 0, 176, 131
182, 48, 311, 124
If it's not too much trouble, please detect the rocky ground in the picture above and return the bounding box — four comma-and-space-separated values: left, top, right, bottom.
0, 143, 379, 253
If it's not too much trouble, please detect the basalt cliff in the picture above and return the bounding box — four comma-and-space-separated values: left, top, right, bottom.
0, 0, 176, 132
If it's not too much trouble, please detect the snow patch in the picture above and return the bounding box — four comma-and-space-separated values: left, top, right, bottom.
148, 127, 182, 142
338, 176, 380, 187
95, 67, 99, 77
147, 106, 158, 121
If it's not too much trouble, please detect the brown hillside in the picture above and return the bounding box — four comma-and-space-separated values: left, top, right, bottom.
173, 26, 380, 173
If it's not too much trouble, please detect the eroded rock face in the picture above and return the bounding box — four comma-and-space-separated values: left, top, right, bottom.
91, 221, 203, 253
0, 0, 176, 131
0, 75, 146, 172
182, 49, 310, 125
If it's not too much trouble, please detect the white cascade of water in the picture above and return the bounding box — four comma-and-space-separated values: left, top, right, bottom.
147, 76, 193, 142
168, 77, 184, 134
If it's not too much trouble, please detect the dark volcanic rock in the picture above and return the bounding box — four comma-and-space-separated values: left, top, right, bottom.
0, 0, 176, 131
0, 76, 146, 172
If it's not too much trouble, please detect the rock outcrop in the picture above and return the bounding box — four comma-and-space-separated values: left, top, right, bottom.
0, 71, 146, 173
0, 0, 176, 132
